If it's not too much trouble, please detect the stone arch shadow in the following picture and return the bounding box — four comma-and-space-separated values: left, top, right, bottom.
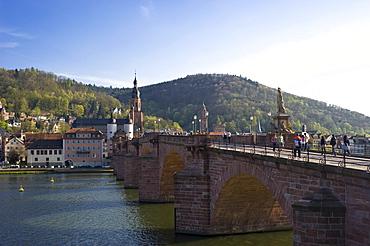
210, 172, 292, 234
159, 150, 186, 202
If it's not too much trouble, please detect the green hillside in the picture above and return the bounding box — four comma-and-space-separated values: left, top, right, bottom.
0, 68, 122, 118
1, 68, 368, 135
90, 74, 370, 135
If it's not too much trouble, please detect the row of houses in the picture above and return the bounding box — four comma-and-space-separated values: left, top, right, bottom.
2, 128, 106, 167
1, 117, 134, 167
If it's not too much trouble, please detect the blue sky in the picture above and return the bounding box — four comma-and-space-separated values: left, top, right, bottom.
1, 0, 370, 116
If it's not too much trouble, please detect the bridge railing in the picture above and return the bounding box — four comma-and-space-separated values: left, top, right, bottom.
159, 134, 211, 146
211, 139, 370, 172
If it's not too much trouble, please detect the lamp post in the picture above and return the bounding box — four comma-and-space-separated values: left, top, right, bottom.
205, 111, 209, 133
193, 115, 197, 133
192, 121, 195, 132
267, 112, 272, 133
250, 116, 254, 134
199, 119, 201, 133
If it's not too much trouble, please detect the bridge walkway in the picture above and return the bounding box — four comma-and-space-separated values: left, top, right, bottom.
211, 142, 370, 172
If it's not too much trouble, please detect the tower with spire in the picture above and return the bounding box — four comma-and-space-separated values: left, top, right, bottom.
129, 73, 144, 137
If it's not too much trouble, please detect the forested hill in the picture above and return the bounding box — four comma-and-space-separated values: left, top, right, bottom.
1, 68, 368, 135
0, 68, 122, 118
90, 74, 370, 135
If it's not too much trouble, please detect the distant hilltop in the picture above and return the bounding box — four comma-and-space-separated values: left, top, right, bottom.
89, 73, 370, 135
1, 68, 369, 135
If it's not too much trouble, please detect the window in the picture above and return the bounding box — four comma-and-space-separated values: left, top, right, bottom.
31, 150, 34, 155
54, 150, 57, 155
59, 150, 62, 155
46, 158, 49, 161
49, 150, 52, 155
57, 157, 60, 161
35, 158, 38, 161
37, 150, 40, 155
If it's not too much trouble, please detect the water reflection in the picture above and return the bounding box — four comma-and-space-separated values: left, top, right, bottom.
0, 173, 292, 245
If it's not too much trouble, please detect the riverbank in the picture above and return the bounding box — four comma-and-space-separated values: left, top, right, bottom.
0, 167, 114, 174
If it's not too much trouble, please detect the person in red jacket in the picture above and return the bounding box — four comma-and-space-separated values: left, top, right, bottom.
294, 134, 302, 159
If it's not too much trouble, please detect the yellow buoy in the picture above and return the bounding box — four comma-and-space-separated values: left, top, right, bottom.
50, 177, 54, 183
19, 185, 24, 192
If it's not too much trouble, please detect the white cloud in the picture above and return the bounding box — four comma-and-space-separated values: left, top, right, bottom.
0, 28, 34, 39
0, 42, 20, 48
140, 2, 154, 19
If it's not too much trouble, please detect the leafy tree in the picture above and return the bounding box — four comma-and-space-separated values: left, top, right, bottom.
8, 149, 20, 164
58, 121, 71, 133
74, 105, 85, 117
21, 121, 38, 132
0, 121, 11, 131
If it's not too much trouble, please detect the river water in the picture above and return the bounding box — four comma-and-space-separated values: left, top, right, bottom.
0, 173, 292, 246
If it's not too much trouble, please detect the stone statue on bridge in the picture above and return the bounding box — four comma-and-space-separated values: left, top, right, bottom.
270, 88, 294, 133
277, 87, 287, 114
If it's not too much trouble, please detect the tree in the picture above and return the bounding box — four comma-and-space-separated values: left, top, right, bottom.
8, 149, 20, 164
31, 107, 41, 116
0, 121, 11, 131
74, 105, 85, 117
58, 121, 71, 133
21, 121, 38, 132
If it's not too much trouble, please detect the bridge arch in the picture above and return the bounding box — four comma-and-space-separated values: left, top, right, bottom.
210, 173, 291, 234
142, 146, 150, 155
160, 150, 185, 201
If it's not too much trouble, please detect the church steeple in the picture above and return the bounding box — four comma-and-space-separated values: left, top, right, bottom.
129, 72, 144, 137
131, 73, 140, 99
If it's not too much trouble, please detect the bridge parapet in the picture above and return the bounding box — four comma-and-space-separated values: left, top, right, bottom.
159, 134, 211, 146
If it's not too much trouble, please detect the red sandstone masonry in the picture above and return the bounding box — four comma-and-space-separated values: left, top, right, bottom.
121, 155, 140, 188
174, 169, 211, 235
112, 135, 370, 245
138, 155, 161, 202
110, 153, 125, 180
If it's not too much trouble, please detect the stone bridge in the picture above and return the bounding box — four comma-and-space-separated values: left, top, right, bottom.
111, 133, 370, 246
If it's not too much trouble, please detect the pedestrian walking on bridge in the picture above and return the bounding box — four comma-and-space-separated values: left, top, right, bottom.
330, 134, 337, 157
294, 134, 302, 160
271, 134, 277, 152
320, 136, 326, 155
278, 133, 284, 151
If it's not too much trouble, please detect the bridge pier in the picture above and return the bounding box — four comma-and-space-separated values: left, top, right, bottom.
174, 165, 211, 234
292, 188, 346, 246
